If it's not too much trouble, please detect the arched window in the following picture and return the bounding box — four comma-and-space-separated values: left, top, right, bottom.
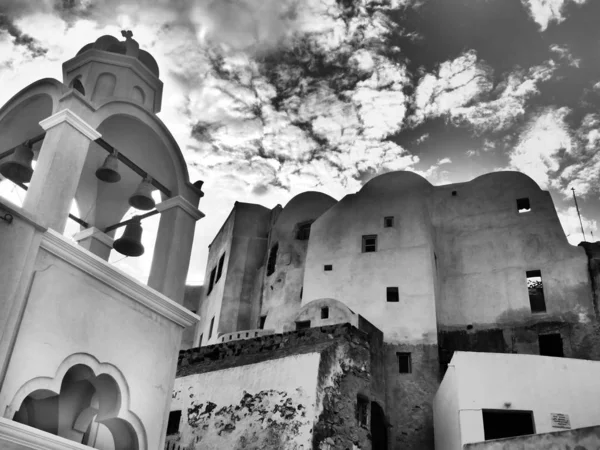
71, 78, 86, 96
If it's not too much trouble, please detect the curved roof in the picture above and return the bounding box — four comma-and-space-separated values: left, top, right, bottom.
360, 170, 432, 194
468, 170, 542, 190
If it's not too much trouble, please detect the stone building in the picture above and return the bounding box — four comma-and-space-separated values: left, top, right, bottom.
0, 32, 202, 450
176, 170, 600, 449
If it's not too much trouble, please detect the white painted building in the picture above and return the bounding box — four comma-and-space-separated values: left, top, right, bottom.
433, 351, 600, 450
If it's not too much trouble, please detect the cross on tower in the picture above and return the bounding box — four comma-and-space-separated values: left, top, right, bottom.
121, 30, 133, 40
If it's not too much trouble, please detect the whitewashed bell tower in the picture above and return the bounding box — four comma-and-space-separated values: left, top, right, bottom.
0, 31, 202, 450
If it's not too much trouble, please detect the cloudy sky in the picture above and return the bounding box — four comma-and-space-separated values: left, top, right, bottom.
1, 0, 599, 284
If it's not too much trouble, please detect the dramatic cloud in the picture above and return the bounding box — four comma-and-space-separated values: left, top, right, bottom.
521, 0, 587, 30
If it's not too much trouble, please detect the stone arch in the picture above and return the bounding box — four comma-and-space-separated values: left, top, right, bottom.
370, 401, 387, 450
6, 353, 147, 450
92, 72, 117, 102
294, 298, 358, 329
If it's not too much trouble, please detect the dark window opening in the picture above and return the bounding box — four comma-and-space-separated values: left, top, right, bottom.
208, 317, 215, 338
356, 396, 368, 427
362, 235, 377, 253
397, 352, 411, 373
483, 410, 535, 441
207, 267, 216, 294
300, 287, 303, 299
296, 320, 311, 330
296, 222, 312, 240
321, 307, 329, 319
324, 264, 333, 271
267, 243, 278, 276
451, 190, 457, 196
517, 197, 531, 213
167, 410, 182, 435
199, 334, 203, 345
387, 287, 399, 302
527, 270, 546, 313
71, 78, 85, 96
259, 315, 267, 329
539, 333, 563, 357
384, 216, 394, 228
216, 253, 225, 282
371, 402, 388, 450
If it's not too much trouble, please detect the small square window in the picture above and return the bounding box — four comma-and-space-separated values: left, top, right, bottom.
362, 235, 377, 253
387, 287, 399, 302
296, 320, 311, 330
384, 216, 394, 228
321, 307, 329, 319
452, 190, 457, 196
539, 333, 563, 357
517, 198, 531, 213
356, 396, 369, 427
324, 264, 333, 271
296, 222, 312, 240
397, 352, 412, 373
167, 410, 182, 435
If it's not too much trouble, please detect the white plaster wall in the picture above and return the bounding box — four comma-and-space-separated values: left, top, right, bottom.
0, 246, 183, 450
442, 352, 600, 448
304, 172, 438, 344
433, 365, 461, 450
171, 352, 321, 449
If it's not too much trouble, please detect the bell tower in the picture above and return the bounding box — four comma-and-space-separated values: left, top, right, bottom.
0, 31, 202, 450
64, 30, 163, 113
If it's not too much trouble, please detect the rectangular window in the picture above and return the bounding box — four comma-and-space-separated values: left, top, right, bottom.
296, 222, 312, 240
517, 197, 531, 213
324, 264, 333, 271
397, 352, 412, 373
216, 253, 226, 282
296, 320, 311, 330
527, 270, 546, 313
387, 287, 399, 302
167, 410, 182, 435
207, 267, 217, 294
259, 315, 267, 329
482, 410, 535, 441
356, 396, 369, 427
321, 307, 329, 319
539, 333, 563, 357
208, 316, 215, 338
384, 216, 394, 228
362, 235, 377, 253
267, 243, 278, 276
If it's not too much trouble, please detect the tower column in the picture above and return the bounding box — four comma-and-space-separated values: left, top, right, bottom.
148, 195, 204, 304
23, 110, 101, 233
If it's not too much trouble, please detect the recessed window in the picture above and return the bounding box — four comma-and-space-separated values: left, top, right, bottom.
296, 222, 312, 240
207, 267, 217, 294
362, 235, 377, 253
387, 287, 399, 302
267, 243, 278, 276
527, 270, 546, 313
321, 307, 329, 319
216, 253, 226, 282
356, 396, 369, 427
324, 264, 333, 271
482, 410, 535, 441
167, 410, 182, 435
397, 352, 411, 373
539, 333, 563, 357
296, 320, 311, 330
208, 316, 215, 338
451, 190, 457, 196
259, 315, 267, 329
384, 216, 394, 228
300, 287, 303, 299
517, 197, 531, 213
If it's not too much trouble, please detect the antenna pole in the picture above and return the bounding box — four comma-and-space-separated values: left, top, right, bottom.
572, 187, 587, 242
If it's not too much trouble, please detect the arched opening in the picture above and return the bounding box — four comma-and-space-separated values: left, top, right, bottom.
12, 364, 139, 450
92, 73, 117, 102
371, 401, 387, 450
70, 78, 86, 96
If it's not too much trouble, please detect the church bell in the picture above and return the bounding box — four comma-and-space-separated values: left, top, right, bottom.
129, 177, 155, 210
95, 151, 121, 183
113, 217, 144, 257
0, 143, 34, 184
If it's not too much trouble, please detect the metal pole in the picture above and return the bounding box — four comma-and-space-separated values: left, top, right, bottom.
571, 187, 586, 242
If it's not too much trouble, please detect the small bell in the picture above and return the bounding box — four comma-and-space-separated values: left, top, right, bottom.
0, 143, 34, 184
113, 217, 144, 257
129, 177, 155, 211
95, 151, 121, 183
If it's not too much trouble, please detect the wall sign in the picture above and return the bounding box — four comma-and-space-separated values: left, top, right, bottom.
551, 413, 571, 429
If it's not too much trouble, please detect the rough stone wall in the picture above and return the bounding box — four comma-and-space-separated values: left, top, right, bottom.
384, 343, 439, 450
463, 425, 600, 450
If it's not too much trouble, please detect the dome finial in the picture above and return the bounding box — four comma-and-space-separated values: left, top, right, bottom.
121, 30, 133, 40
121, 30, 139, 58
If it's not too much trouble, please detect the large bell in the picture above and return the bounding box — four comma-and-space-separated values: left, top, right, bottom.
113, 218, 144, 257
129, 177, 155, 210
0, 144, 34, 184
95, 151, 121, 183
